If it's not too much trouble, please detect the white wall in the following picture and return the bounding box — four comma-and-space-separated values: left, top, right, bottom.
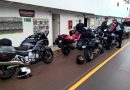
5, 0, 130, 17
1, 0, 127, 47
60, 12, 84, 35
95, 0, 129, 17
0, 3, 33, 46
5, 0, 94, 14
34, 8, 53, 46
0, 2, 53, 46
0, 1, 84, 46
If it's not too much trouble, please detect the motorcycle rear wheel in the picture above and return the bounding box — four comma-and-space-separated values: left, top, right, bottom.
0, 65, 16, 80
43, 49, 53, 64
61, 46, 70, 56
99, 44, 104, 54
84, 48, 94, 62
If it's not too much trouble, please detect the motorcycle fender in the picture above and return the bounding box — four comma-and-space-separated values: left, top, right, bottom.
45, 47, 52, 51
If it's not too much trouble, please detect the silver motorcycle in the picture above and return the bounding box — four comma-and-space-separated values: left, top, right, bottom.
0, 46, 26, 79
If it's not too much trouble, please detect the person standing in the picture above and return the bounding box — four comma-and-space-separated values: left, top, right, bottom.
76, 19, 85, 33
101, 17, 109, 32
110, 18, 123, 48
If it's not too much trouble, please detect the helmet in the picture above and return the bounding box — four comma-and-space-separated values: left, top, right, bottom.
0, 38, 12, 46
18, 67, 31, 78
76, 55, 85, 64
113, 18, 117, 22
105, 17, 108, 20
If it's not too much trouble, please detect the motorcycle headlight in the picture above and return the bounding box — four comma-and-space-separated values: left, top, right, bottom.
82, 45, 86, 49
59, 40, 62, 43
104, 37, 107, 39
58, 40, 63, 47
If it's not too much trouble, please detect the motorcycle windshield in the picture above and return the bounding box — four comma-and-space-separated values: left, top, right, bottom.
43, 30, 49, 37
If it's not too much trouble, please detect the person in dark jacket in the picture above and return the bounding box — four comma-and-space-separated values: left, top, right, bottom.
76, 20, 85, 33
101, 17, 109, 32
111, 18, 123, 48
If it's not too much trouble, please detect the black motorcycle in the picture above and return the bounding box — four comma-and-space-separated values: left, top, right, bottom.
81, 29, 104, 62
0, 31, 53, 79
15, 31, 53, 65
101, 29, 117, 49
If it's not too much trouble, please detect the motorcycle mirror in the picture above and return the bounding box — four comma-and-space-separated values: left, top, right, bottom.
104, 29, 107, 31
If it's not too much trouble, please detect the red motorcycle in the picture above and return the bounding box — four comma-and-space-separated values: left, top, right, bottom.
55, 30, 82, 55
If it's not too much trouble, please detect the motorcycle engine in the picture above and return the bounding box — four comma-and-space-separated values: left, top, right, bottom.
24, 52, 39, 64
72, 43, 77, 48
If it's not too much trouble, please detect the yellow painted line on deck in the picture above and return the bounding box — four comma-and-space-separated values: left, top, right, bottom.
68, 42, 130, 90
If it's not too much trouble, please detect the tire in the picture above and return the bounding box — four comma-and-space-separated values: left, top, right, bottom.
0, 66, 16, 80
77, 48, 83, 50
106, 42, 111, 50
84, 48, 94, 62
99, 44, 104, 54
103, 40, 108, 49
43, 49, 53, 64
61, 46, 70, 56
100, 47, 104, 54
127, 32, 129, 38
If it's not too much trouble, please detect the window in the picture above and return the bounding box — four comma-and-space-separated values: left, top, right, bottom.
117, 2, 119, 7
124, 0, 130, 4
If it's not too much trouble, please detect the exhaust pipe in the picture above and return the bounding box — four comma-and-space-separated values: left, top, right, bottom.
0, 61, 24, 65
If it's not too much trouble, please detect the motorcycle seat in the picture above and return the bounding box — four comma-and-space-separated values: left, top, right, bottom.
15, 46, 28, 51
16, 50, 29, 57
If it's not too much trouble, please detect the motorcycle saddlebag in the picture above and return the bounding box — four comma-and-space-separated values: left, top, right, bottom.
0, 46, 16, 62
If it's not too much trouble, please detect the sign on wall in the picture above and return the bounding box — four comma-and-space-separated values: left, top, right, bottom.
33, 18, 49, 33
24, 18, 31, 22
68, 20, 73, 30
19, 9, 35, 17
0, 17, 23, 34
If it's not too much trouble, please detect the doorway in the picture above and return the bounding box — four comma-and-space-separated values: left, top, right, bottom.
52, 14, 60, 45
84, 18, 88, 27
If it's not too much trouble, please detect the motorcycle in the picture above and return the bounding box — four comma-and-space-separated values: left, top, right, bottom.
15, 30, 53, 65
81, 29, 104, 62
0, 31, 53, 79
101, 29, 117, 49
0, 39, 25, 79
55, 30, 81, 55
20, 31, 49, 49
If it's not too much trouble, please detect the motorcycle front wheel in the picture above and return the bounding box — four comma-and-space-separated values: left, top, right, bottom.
0, 65, 16, 80
99, 44, 104, 54
61, 46, 70, 56
84, 48, 94, 62
43, 49, 53, 64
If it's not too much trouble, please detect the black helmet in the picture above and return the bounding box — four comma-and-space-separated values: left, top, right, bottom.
17, 67, 32, 79
0, 38, 12, 46
76, 55, 85, 64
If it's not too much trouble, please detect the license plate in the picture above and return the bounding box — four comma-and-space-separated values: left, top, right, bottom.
104, 37, 107, 39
